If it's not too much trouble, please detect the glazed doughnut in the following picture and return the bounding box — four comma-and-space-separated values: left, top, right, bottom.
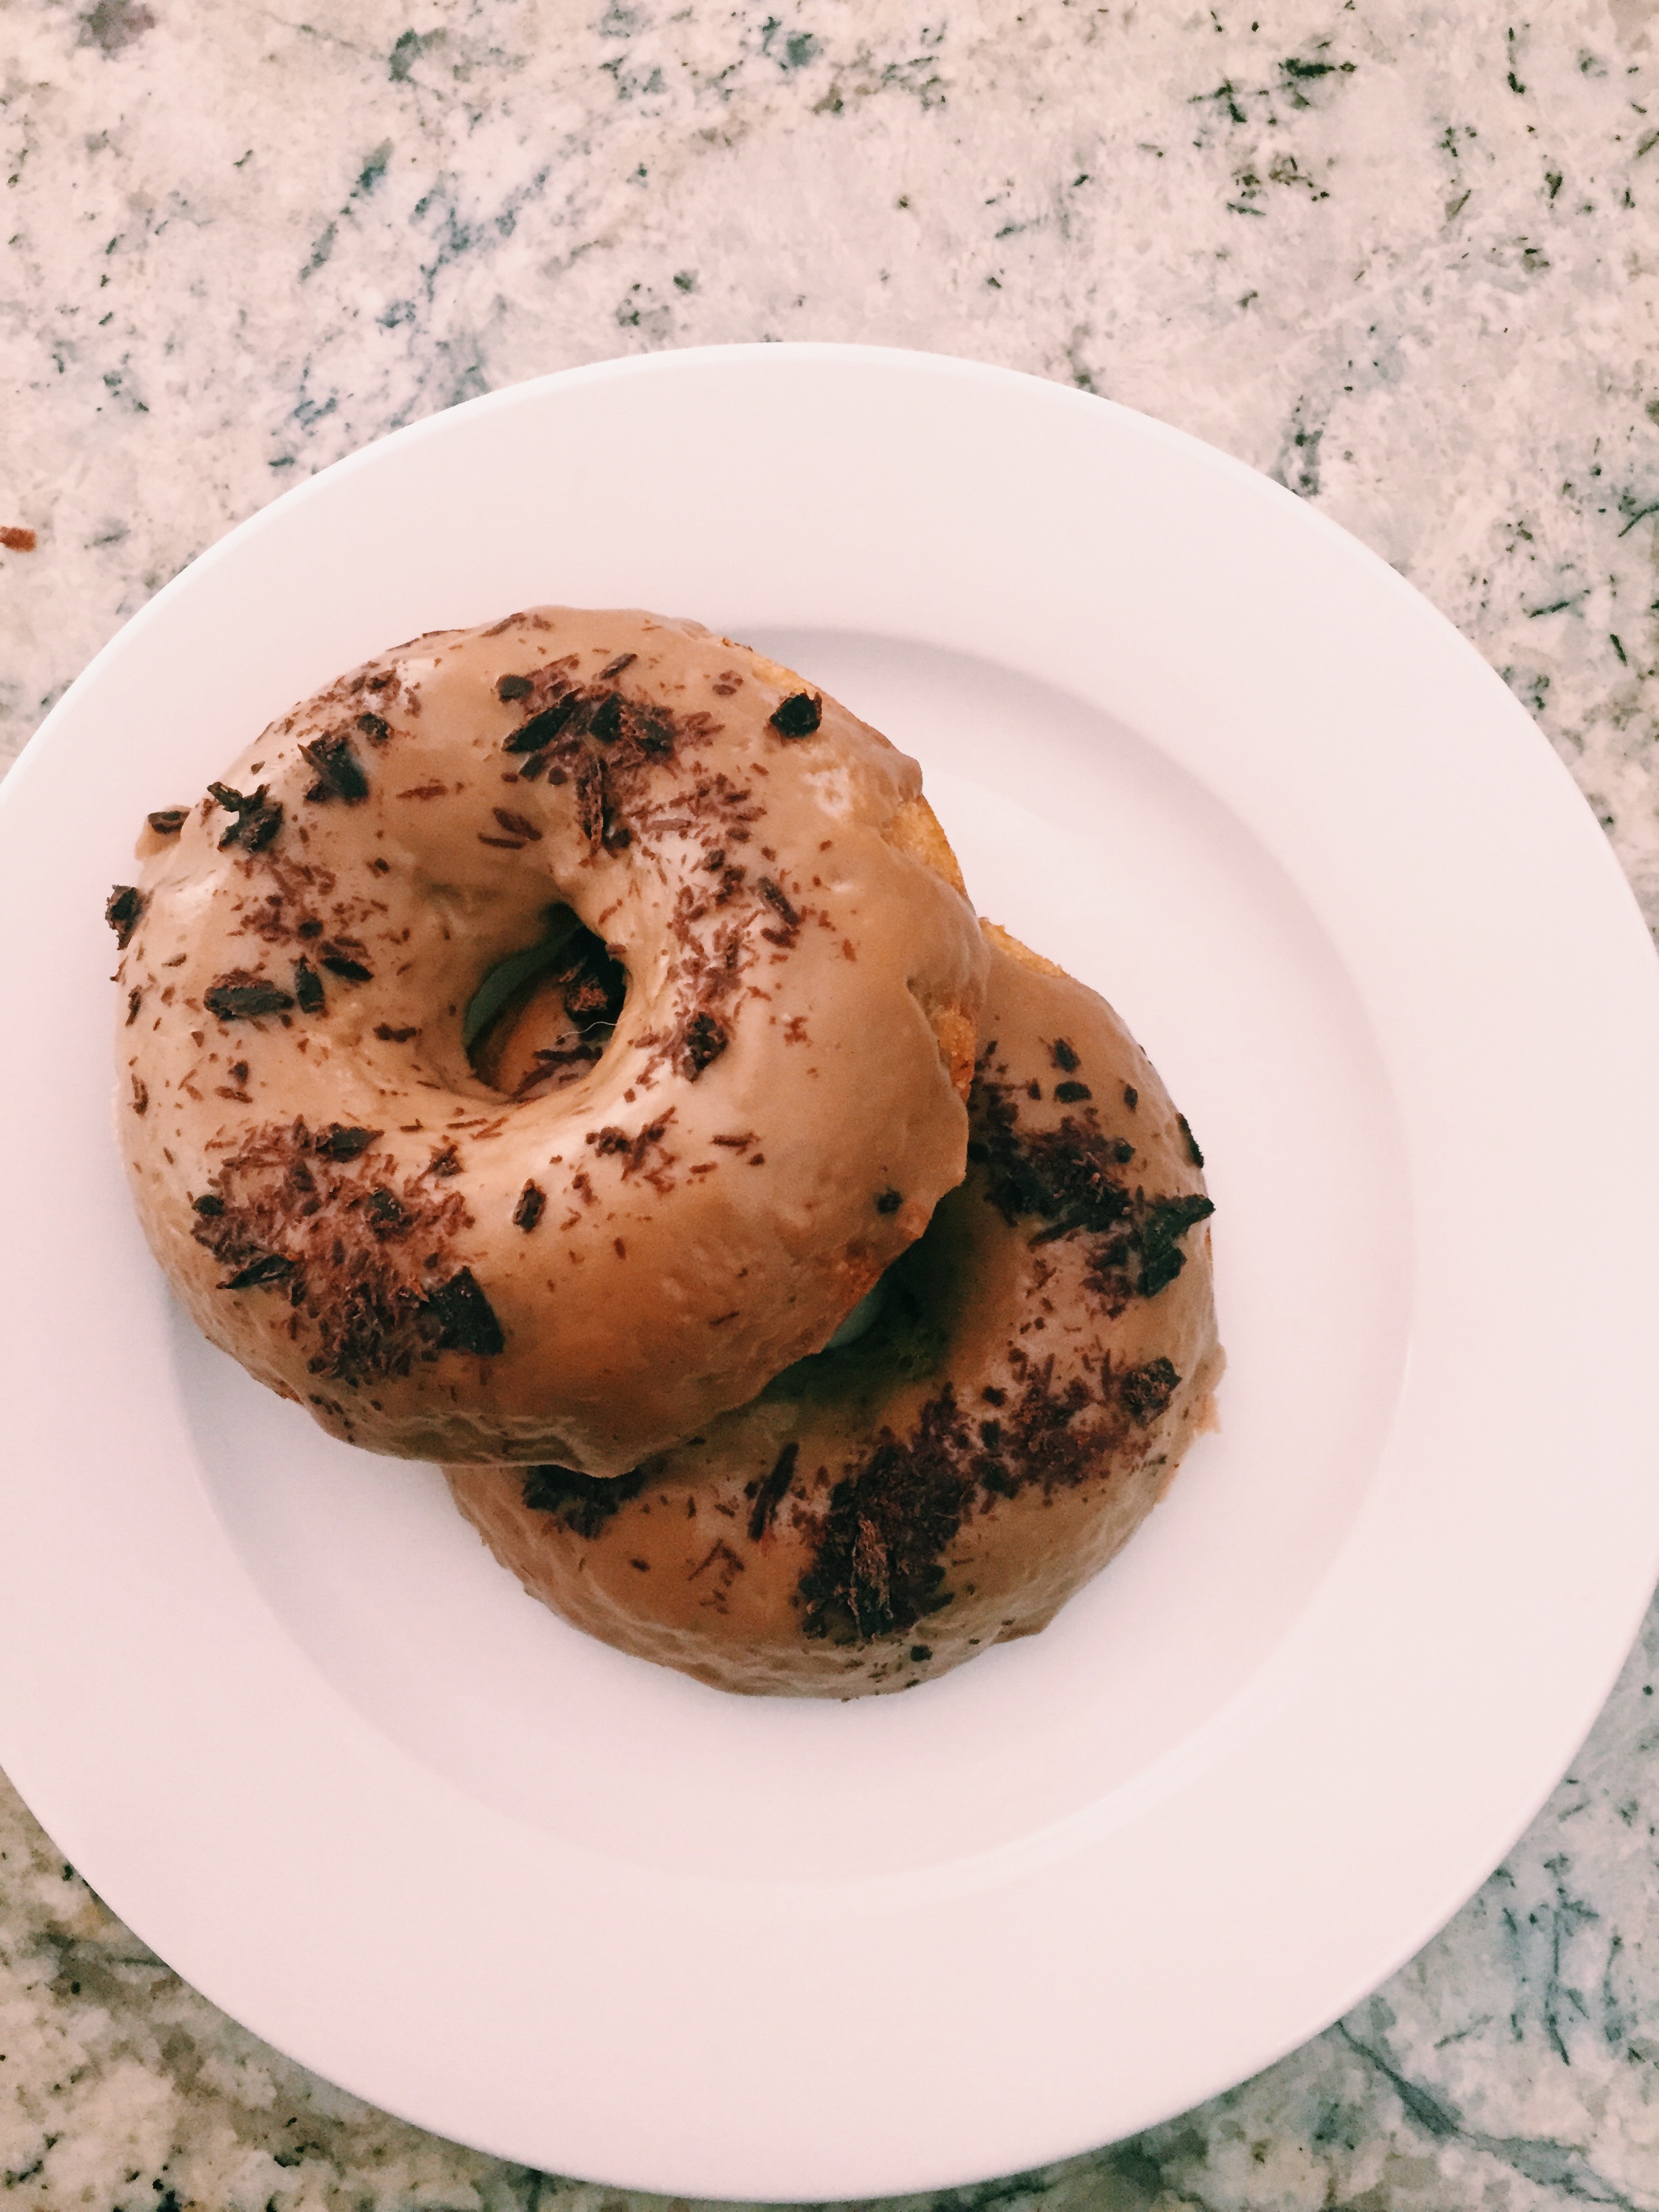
446, 925, 1223, 1695
111, 609, 987, 1473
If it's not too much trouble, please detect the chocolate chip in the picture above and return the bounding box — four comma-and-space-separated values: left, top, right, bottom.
191, 1192, 225, 1216
496, 674, 533, 702
373, 1022, 417, 1042
356, 712, 391, 742
1054, 1081, 1092, 1103
1051, 1038, 1080, 1071
769, 691, 822, 737
874, 1187, 903, 1214
146, 808, 187, 836
1178, 1114, 1204, 1168
513, 1181, 546, 1231
105, 884, 144, 947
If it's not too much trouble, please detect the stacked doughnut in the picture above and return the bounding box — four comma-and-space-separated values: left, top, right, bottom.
112, 609, 1221, 1696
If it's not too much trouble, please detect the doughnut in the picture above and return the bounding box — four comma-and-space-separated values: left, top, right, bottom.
445, 925, 1223, 1695
110, 609, 987, 1473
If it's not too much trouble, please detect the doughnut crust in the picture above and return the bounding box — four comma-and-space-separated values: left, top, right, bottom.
446, 926, 1223, 1694
112, 610, 987, 1473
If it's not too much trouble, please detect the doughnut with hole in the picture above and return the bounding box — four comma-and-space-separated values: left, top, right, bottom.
446, 924, 1223, 1693
111, 609, 987, 1472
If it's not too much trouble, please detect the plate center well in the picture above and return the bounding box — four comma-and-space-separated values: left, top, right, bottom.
184, 636, 1411, 1883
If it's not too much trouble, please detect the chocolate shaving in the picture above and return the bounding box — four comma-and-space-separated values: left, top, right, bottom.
523, 1463, 644, 1538
1177, 1113, 1205, 1168
769, 691, 823, 738
374, 1022, 417, 1042
299, 731, 370, 802
1120, 1356, 1181, 1426
129, 1075, 148, 1115
125, 985, 143, 1025
105, 884, 144, 947
512, 1180, 546, 1230
598, 651, 637, 680
223, 1250, 296, 1290
205, 972, 296, 1021
744, 1441, 800, 1542
146, 808, 187, 837
970, 1078, 1214, 1306
678, 1010, 728, 1080
1051, 1038, 1080, 1071
492, 806, 542, 842
356, 712, 391, 742
798, 1393, 972, 1642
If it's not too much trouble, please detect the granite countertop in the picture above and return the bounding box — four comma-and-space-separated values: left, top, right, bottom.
4, 1, 1658, 2205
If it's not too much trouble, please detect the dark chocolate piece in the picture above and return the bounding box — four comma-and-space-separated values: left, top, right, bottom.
769, 691, 823, 738
512, 1181, 546, 1231
314, 1124, 382, 1162
504, 697, 579, 753
105, 884, 144, 947
299, 731, 370, 802
293, 958, 325, 1012
205, 973, 295, 1021
425, 1267, 505, 1357
496, 674, 533, 702
146, 808, 187, 836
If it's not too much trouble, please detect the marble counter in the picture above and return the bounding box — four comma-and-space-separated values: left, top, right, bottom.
3, 1, 1658, 2205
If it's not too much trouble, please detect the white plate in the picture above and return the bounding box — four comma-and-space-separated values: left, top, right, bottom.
3, 346, 1658, 2200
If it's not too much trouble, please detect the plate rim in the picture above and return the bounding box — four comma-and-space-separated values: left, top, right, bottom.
3, 341, 1659, 2197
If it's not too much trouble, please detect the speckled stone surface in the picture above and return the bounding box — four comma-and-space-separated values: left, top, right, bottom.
3, 1, 1659, 2205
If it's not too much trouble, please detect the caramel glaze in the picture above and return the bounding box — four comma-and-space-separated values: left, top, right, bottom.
446, 926, 1223, 1695
113, 610, 987, 1473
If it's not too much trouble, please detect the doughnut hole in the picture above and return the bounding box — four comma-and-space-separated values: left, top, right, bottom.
464, 907, 628, 1100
